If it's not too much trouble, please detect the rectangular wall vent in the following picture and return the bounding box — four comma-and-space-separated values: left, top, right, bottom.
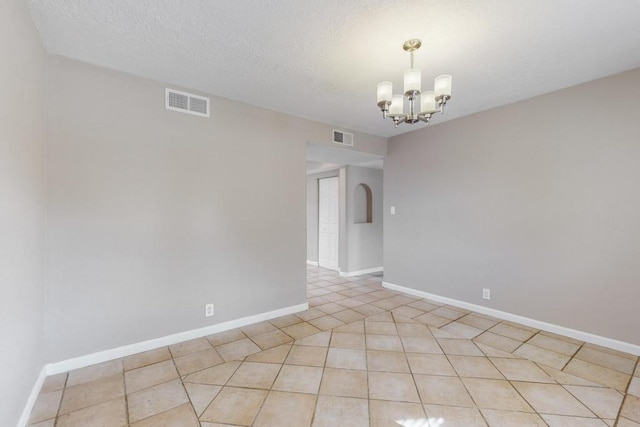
333, 130, 354, 146
165, 88, 210, 117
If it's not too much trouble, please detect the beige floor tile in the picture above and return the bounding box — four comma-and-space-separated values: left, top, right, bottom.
226, 361, 281, 389
269, 314, 302, 329
319, 368, 368, 399
332, 320, 365, 334
407, 353, 457, 376
462, 378, 533, 412
272, 364, 323, 394
169, 337, 212, 358
250, 329, 293, 350
200, 386, 267, 426
367, 350, 410, 373
407, 300, 442, 312
369, 400, 427, 427
391, 305, 425, 319
480, 409, 547, 426
629, 376, 640, 397
174, 348, 223, 376
326, 348, 367, 370
26, 419, 55, 427
617, 417, 640, 427
371, 298, 404, 310
183, 382, 221, 416
539, 365, 602, 386
295, 331, 331, 347
457, 314, 500, 331
512, 382, 594, 417
490, 358, 555, 383
284, 345, 327, 366
621, 395, 640, 423
296, 308, 326, 321
366, 312, 395, 322
574, 346, 637, 374
127, 379, 188, 423
489, 323, 536, 341
366, 334, 404, 351
206, 329, 247, 347
123, 347, 171, 371
245, 343, 292, 364
438, 338, 484, 356
317, 302, 346, 314
564, 385, 623, 419
330, 332, 366, 349
474, 331, 523, 353
241, 321, 277, 337
396, 323, 432, 337
312, 395, 369, 427
414, 312, 452, 327
353, 303, 386, 316
527, 333, 581, 357
59, 374, 124, 415
182, 360, 240, 385
540, 414, 608, 426
365, 321, 398, 335
564, 358, 631, 391
29, 390, 63, 424
66, 359, 123, 387
431, 327, 460, 339
56, 397, 127, 427
514, 343, 571, 370
281, 322, 322, 339
129, 402, 199, 427
414, 374, 475, 407
475, 342, 517, 358
424, 404, 487, 426
40, 373, 68, 393
253, 390, 316, 427
332, 308, 366, 323
401, 336, 443, 354
368, 371, 420, 402
215, 338, 261, 361
448, 355, 504, 379
583, 342, 637, 360
441, 321, 485, 339
308, 315, 345, 331
125, 359, 178, 394
431, 306, 467, 321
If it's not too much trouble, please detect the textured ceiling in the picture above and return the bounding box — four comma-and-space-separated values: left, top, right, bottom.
27, 0, 640, 138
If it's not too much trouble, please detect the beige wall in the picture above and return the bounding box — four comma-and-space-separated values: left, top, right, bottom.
384, 68, 640, 345
44, 56, 386, 362
0, 0, 48, 424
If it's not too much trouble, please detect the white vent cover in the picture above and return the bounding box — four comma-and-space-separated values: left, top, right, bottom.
165, 88, 210, 117
333, 130, 354, 146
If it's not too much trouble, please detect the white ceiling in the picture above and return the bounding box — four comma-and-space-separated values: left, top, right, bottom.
27, 1, 640, 138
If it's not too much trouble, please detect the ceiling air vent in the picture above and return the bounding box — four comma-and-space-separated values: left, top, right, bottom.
165, 88, 210, 118
333, 130, 354, 146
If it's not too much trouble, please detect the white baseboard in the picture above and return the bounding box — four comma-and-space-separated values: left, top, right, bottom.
306, 260, 319, 266
339, 267, 384, 278
17, 366, 47, 427
383, 281, 640, 357
45, 302, 308, 375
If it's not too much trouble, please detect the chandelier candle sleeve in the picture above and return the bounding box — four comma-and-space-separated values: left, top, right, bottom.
376, 39, 452, 127
390, 95, 404, 116
404, 68, 421, 95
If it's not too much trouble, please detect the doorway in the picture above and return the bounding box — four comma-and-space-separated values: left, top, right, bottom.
318, 176, 339, 270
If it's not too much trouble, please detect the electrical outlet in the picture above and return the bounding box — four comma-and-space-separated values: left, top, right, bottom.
482, 288, 491, 300
390, 206, 396, 215
205, 303, 214, 317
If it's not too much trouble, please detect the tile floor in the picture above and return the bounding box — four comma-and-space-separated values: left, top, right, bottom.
28, 266, 640, 426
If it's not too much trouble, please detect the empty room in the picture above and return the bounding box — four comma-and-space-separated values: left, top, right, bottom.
3, 0, 640, 426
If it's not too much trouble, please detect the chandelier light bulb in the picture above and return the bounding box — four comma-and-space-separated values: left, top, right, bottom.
420, 91, 436, 114
389, 95, 404, 116
404, 68, 421, 95
434, 74, 452, 99
376, 81, 393, 104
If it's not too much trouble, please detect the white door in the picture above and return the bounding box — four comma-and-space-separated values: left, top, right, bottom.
318, 177, 339, 271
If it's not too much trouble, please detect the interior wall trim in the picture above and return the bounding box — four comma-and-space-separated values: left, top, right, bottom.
383, 281, 640, 356
339, 267, 383, 277
44, 302, 308, 376
306, 260, 319, 266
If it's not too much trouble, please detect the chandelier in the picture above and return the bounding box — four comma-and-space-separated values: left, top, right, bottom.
376, 39, 452, 127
